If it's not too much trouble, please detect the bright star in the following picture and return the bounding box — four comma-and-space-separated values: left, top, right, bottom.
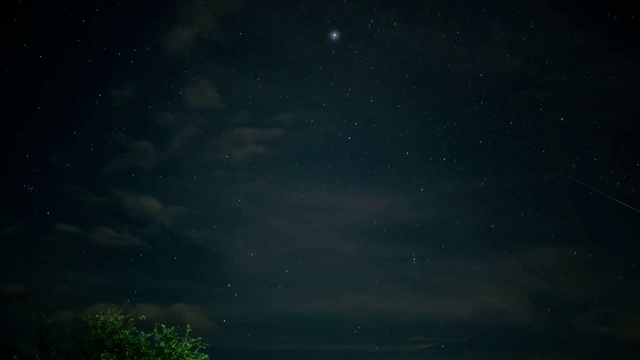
329, 30, 341, 42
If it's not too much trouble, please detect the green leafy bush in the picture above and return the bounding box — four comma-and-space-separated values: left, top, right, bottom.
2, 309, 209, 360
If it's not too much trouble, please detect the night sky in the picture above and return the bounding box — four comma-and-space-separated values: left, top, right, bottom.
2, 1, 639, 359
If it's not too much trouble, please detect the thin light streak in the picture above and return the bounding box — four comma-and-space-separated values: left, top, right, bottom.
561, 173, 640, 214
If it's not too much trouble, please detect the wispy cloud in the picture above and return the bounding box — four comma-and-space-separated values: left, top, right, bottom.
53, 190, 186, 247
573, 308, 640, 343
183, 79, 226, 109
215, 127, 284, 162
54, 223, 147, 248
248, 342, 432, 353
163, 0, 244, 55
104, 136, 160, 173
54, 302, 215, 332
89, 226, 146, 248
0, 282, 30, 303
186, 180, 615, 327
115, 191, 186, 227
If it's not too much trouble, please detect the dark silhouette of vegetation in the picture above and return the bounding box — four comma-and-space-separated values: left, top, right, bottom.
0, 309, 209, 360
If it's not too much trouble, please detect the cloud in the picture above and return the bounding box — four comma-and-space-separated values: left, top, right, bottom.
53, 190, 186, 247
273, 112, 296, 123
302, 246, 584, 324
0, 218, 25, 258
164, 25, 200, 54
573, 308, 640, 343
0, 218, 24, 239
259, 283, 535, 325
229, 110, 253, 124
89, 226, 147, 248
228, 111, 295, 126
52, 283, 91, 299
216, 127, 284, 162
115, 191, 186, 227
155, 111, 178, 126
617, 312, 640, 342
249, 342, 432, 353
168, 123, 200, 151
110, 82, 137, 103
103, 119, 205, 175
56, 302, 215, 332
69, 187, 111, 207
54, 223, 84, 236
224, 231, 599, 327
183, 174, 624, 331
183, 79, 225, 109
104, 137, 160, 173
163, 0, 244, 55
129, 303, 215, 331
183, 184, 415, 275
211, 183, 420, 259
53, 223, 147, 248
0, 283, 29, 303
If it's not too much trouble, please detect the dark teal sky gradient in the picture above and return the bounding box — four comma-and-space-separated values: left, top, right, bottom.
1, 1, 639, 359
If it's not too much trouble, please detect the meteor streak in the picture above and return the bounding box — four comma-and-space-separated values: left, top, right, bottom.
561, 173, 640, 214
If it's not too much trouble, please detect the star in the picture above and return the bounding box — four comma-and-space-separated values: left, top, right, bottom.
329, 29, 341, 42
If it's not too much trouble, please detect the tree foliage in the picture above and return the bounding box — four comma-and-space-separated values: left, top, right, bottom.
1, 309, 209, 360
